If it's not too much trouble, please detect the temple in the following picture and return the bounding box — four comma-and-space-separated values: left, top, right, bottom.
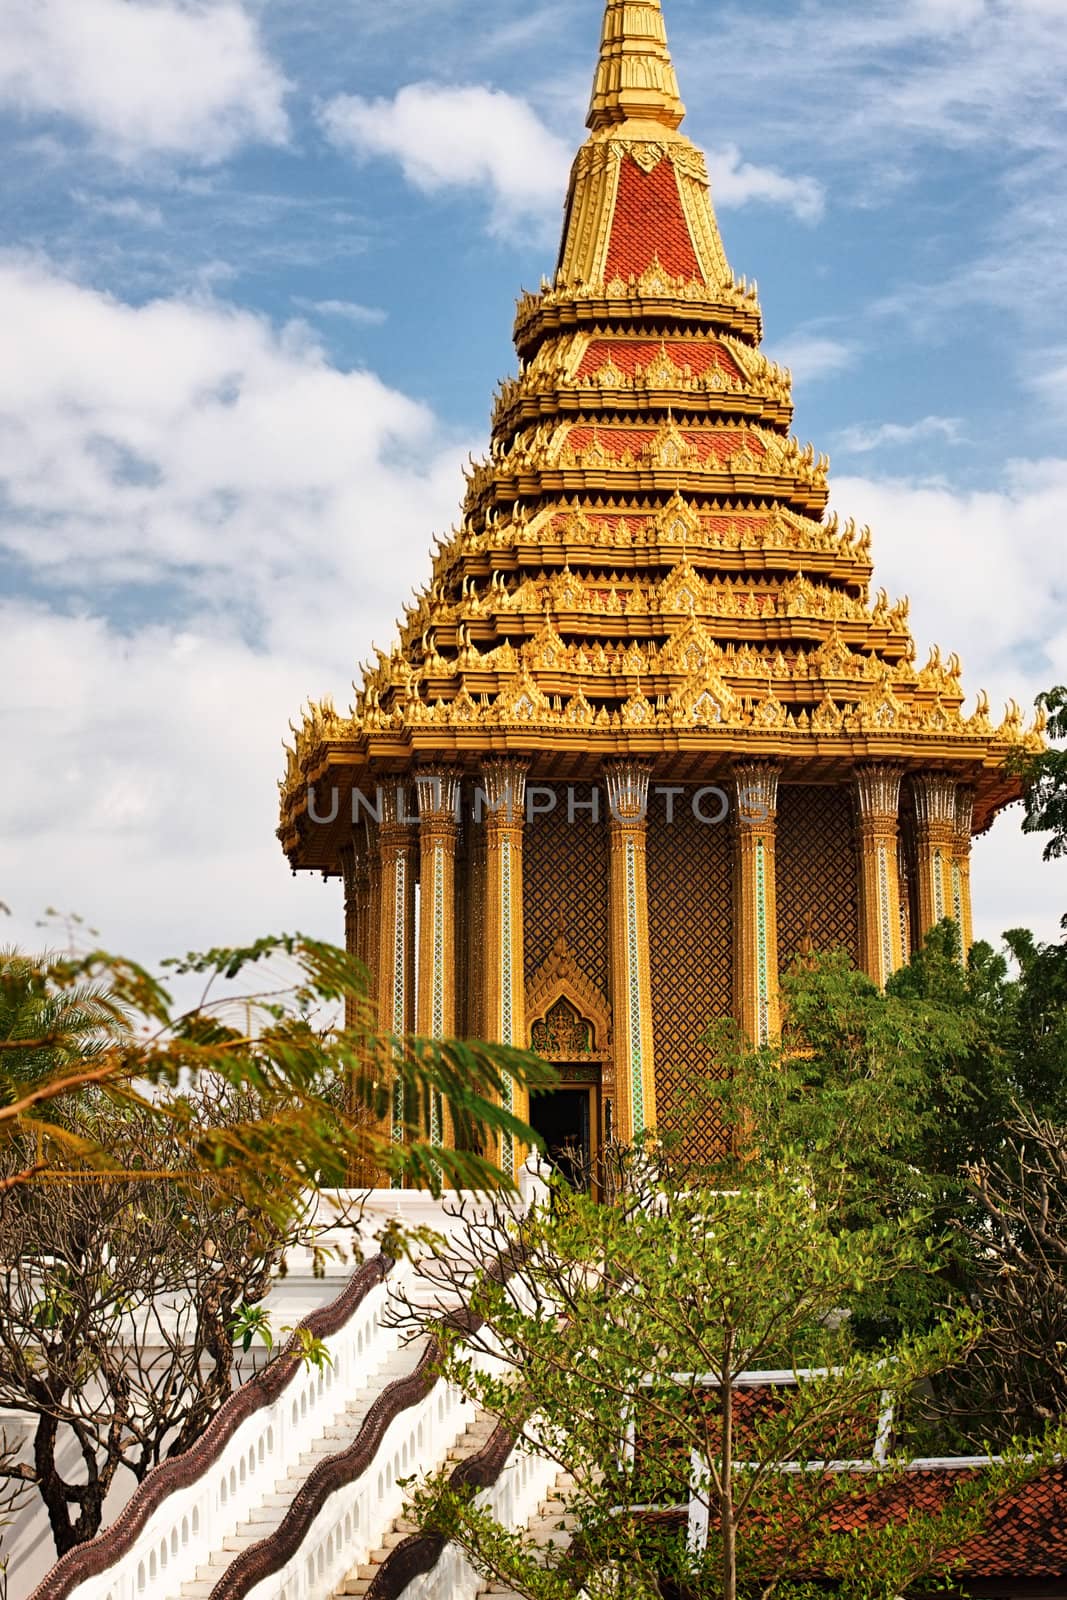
277, 0, 1042, 1172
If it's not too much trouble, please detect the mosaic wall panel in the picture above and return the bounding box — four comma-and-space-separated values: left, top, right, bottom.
775, 785, 860, 973
646, 798, 733, 1163
523, 788, 610, 996
454, 837, 471, 1040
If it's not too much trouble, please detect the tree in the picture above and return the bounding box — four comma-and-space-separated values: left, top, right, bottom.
701, 935, 1015, 1339
402, 1156, 1060, 1600
0, 928, 552, 1556
939, 1109, 1067, 1444
0, 1104, 309, 1555
0, 932, 552, 1208
1017, 684, 1067, 859
1000, 924, 1067, 1122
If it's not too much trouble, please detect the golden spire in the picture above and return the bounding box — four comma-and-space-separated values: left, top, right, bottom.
587, 0, 686, 132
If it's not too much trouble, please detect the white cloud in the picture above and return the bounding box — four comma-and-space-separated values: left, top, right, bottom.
320, 83, 571, 238
295, 298, 388, 327
1032, 356, 1067, 415
0, 0, 289, 162
769, 333, 858, 383
0, 257, 476, 962
835, 416, 964, 453
0, 602, 340, 962
833, 459, 1067, 945
0, 256, 459, 624
833, 460, 1067, 724
319, 84, 826, 238
707, 144, 825, 222
71, 191, 165, 228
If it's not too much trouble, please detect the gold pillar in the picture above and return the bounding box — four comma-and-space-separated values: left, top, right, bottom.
732, 761, 781, 1046
416, 768, 462, 1148
377, 782, 418, 1154
340, 832, 373, 1027
910, 772, 959, 942
897, 832, 913, 964
467, 796, 487, 1042
363, 815, 381, 1001
605, 759, 656, 1143
852, 765, 905, 989
481, 758, 529, 1179
954, 785, 975, 958
340, 823, 380, 1183
341, 839, 359, 962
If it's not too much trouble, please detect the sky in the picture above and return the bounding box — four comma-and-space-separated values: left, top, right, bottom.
1, 0, 1065, 973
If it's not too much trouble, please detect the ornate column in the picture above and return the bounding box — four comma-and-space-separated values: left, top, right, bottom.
377, 782, 418, 1154
481, 758, 530, 1180
415, 768, 462, 1147
732, 761, 781, 1047
852, 765, 905, 989
466, 795, 487, 1042
605, 759, 656, 1143
363, 816, 381, 999
339, 831, 373, 1026
897, 833, 913, 965
910, 773, 959, 942
340, 823, 380, 1182
953, 785, 976, 958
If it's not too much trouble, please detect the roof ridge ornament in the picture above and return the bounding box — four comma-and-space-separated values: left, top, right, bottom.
588, 0, 687, 132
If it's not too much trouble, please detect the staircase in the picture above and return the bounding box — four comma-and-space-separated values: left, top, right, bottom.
475, 1474, 577, 1600
332, 1410, 502, 1599
180, 1341, 431, 1599
26, 1175, 554, 1600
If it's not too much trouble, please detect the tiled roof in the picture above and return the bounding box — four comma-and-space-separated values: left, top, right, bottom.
604, 155, 702, 282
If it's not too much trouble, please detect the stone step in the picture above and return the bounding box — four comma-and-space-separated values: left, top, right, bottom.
219, 1528, 262, 1552
330, 1408, 500, 1597
529, 1512, 579, 1531
240, 1504, 288, 1529
380, 1526, 414, 1549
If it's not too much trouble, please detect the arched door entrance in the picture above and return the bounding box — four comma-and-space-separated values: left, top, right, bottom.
529, 997, 607, 1191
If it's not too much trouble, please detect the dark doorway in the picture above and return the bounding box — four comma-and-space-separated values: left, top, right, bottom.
530, 1088, 591, 1190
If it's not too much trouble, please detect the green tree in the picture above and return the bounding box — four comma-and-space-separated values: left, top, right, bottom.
711, 931, 1067, 1440
404, 1156, 1059, 1600
0, 1106, 308, 1555
1000, 923, 1067, 1121
933, 1109, 1067, 1446
0, 933, 551, 1208
0, 927, 552, 1556
714, 935, 1013, 1259
1018, 684, 1067, 859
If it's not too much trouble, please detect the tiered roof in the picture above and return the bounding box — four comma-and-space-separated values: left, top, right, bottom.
279, 0, 1041, 868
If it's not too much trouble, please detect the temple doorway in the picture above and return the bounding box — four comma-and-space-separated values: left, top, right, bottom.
530, 1085, 593, 1190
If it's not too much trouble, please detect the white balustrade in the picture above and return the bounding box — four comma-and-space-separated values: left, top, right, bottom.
62, 1265, 409, 1600
37, 1171, 554, 1600
243, 1371, 477, 1600
398, 1434, 560, 1600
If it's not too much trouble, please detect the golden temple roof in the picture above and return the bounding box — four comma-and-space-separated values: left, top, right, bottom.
278, 0, 1040, 868
587, 0, 686, 132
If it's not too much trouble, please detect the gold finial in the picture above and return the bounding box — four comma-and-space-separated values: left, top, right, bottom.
587, 0, 686, 132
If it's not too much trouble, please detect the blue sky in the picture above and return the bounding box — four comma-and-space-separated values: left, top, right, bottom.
1, 0, 1065, 967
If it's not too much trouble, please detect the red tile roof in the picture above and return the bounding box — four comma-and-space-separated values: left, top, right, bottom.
565, 426, 764, 463
604, 154, 702, 282
576, 339, 741, 382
